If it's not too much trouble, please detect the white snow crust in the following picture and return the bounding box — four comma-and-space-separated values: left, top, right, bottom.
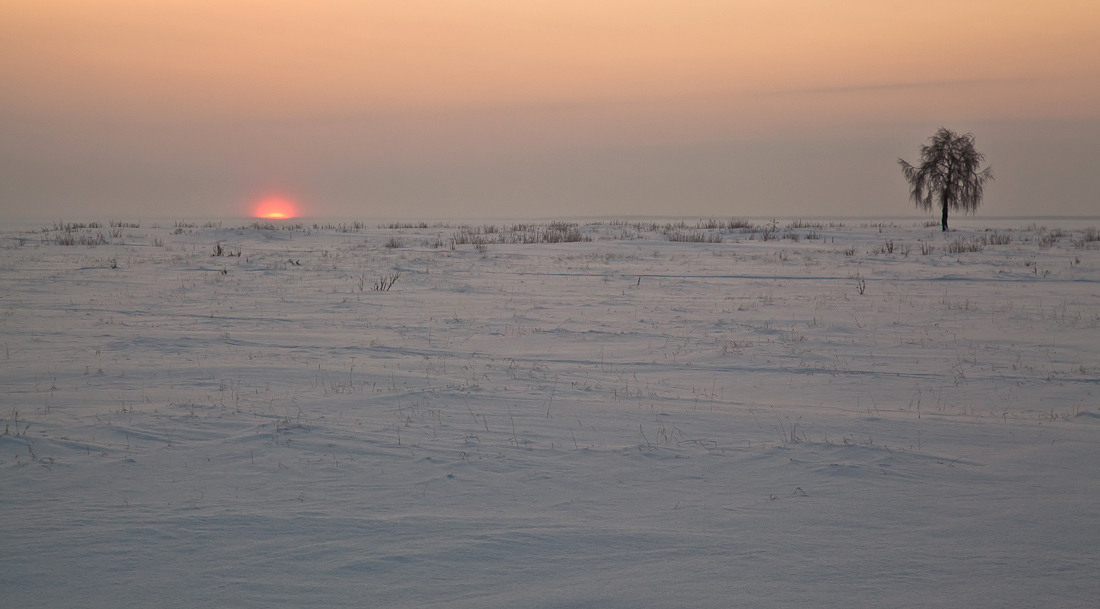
2, 217, 1098, 607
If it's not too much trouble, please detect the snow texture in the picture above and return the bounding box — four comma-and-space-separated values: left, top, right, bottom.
2, 217, 1098, 607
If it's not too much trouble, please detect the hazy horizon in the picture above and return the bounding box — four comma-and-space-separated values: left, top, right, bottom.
3, 1, 1098, 220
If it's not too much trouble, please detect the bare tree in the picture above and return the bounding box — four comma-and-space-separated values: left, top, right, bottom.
899, 127, 993, 231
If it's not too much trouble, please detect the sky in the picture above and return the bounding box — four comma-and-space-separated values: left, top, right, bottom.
2, 0, 1099, 221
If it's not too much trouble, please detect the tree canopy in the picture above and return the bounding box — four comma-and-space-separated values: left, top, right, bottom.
899, 128, 993, 231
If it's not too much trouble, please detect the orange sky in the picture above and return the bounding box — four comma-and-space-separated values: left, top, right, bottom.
2, 1, 1099, 218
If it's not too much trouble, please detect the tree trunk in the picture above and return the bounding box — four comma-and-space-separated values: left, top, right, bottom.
941, 203, 949, 231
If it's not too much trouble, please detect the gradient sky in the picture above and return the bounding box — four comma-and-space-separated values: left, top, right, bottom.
2, 0, 1098, 220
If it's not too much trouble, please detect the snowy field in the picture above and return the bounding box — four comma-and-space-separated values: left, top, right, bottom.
2, 217, 1098, 608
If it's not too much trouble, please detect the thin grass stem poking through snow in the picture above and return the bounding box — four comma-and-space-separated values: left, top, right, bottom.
371, 272, 401, 291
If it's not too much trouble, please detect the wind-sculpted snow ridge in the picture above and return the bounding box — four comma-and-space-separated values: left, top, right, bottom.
2, 218, 1099, 607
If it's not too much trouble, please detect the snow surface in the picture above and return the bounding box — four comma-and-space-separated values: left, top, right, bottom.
2, 217, 1098, 608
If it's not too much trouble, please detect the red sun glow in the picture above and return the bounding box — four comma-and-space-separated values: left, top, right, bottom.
253, 197, 299, 219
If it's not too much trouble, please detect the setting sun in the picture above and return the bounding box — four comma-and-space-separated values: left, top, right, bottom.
253, 197, 299, 219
